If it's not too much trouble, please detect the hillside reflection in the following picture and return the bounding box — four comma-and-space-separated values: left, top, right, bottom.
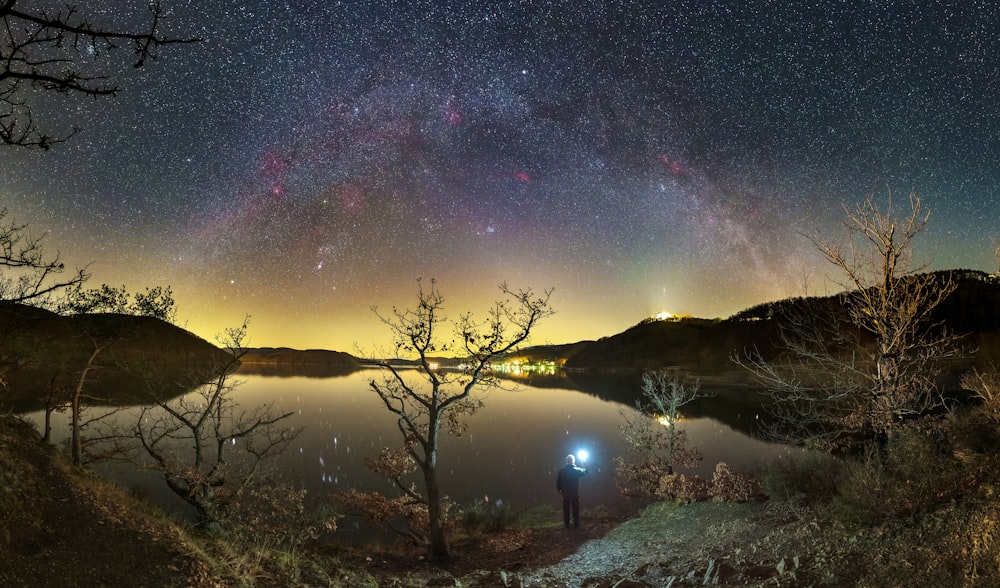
22, 369, 796, 534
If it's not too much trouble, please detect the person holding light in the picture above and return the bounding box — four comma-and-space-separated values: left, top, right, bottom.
556, 453, 588, 528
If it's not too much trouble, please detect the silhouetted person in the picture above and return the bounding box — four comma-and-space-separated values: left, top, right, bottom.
556, 454, 588, 528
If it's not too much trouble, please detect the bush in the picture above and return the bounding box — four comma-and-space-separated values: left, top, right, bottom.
709, 462, 765, 502
634, 461, 766, 504
760, 450, 845, 505
614, 455, 665, 500
834, 423, 973, 525
457, 499, 519, 536
656, 473, 709, 503
945, 406, 1000, 463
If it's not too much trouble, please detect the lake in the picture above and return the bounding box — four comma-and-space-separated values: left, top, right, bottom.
23, 368, 796, 534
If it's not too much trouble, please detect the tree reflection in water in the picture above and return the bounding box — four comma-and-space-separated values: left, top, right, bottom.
23, 369, 797, 532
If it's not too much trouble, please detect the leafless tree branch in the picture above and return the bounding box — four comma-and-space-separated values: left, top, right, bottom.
1, 0, 199, 148
360, 279, 553, 560
735, 188, 964, 448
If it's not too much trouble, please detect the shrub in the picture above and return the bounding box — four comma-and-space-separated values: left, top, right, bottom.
760, 450, 845, 505
832, 444, 891, 525
656, 473, 709, 503
334, 487, 454, 547
945, 406, 1000, 465
457, 499, 519, 536
614, 455, 667, 500
709, 462, 764, 502
614, 371, 709, 501
834, 422, 973, 525
961, 364, 1000, 420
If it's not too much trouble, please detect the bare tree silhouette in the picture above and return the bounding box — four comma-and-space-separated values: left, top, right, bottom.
737, 189, 963, 448
1, 0, 198, 149
341, 279, 553, 560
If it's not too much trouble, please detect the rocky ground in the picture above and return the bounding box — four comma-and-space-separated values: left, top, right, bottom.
320, 496, 1000, 587
350, 502, 835, 587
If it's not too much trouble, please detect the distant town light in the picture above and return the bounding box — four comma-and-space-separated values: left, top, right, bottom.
497, 359, 558, 376
654, 311, 673, 321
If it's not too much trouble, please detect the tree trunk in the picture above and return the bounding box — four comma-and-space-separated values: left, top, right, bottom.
43, 405, 53, 444
42, 374, 57, 443
423, 463, 449, 560
71, 346, 103, 466
165, 474, 219, 529
71, 382, 83, 465
421, 422, 449, 560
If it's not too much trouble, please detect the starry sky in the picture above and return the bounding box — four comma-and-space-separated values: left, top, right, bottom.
2, 0, 998, 351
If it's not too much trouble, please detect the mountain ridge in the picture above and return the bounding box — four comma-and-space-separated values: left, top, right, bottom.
226, 270, 1000, 382
3, 269, 998, 400
0, 303, 230, 412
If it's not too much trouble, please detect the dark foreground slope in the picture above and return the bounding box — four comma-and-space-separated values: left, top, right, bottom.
0, 415, 220, 588
522, 497, 1000, 587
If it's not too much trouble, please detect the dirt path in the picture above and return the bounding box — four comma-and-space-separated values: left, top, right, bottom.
361, 501, 837, 587
518, 501, 852, 587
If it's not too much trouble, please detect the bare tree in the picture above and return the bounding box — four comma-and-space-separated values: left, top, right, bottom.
345, 279, 553, 560
737, 189, 963, 448
637, 370, 711, 475
615, 370, 710, 499
0, 207, 87, 306
131, 319, 299, 529
1, 0, 198, 149
0, 208, 86, 406
56, 283, 176, 465
961, 365, 1000, 421
993, 237, 1000, 276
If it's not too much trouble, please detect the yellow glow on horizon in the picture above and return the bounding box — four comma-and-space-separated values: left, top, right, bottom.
169, 281, 645, 354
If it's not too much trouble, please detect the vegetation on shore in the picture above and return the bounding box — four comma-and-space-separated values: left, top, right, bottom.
4, 7, 1000, 585
7, 397, 1000, 587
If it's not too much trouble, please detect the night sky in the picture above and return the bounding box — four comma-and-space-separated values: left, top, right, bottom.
2, 0, 998, 351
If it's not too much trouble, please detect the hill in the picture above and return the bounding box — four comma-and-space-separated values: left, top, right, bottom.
525, 270, 1000, 383
0, 303, 230, 412
5, 273, 1000, 585
238, 346, 362, 377
211, 270, 1000, 386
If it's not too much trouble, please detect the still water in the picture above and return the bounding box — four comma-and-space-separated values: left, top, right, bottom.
25, 369, 794, 528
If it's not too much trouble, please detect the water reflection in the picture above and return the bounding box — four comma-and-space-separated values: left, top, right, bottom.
242, 371, 640, 514
23, 369, 796, 531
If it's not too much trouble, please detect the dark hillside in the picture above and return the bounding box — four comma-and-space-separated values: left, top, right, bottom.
930, 270, 1000, 331
560, 271, 1000, 379
0, 303, 229, 412
563, 317, 780, 381
730, 270, 1000, 334
0, 414, 216, 587
238, 347, 361, 377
